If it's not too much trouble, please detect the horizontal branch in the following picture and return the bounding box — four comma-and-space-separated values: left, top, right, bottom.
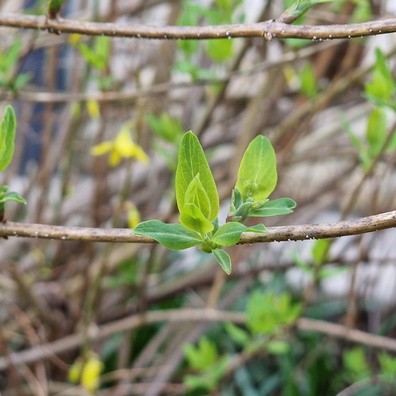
1, 13, 396, 40
1, 308, 396, 370
0, 40, 339, 103
1, 211, 395, 244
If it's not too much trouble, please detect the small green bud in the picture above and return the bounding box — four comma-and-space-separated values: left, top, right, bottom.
243, 181, 258, 198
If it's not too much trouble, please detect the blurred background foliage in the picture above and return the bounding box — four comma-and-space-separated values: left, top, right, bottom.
1, 0, 396, 394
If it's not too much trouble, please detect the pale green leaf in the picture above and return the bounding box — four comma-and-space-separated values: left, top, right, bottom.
0, 105, 16, 172
183, 337, 218, 371
147, 112, 183, 143
180, 203, 214, 235
206, 39, 233, 62
365, 48, 395, 103
212, 249, 232, 274
312, 238, 330, 265
133, 220, 203, 250
212, 222, 266, 246
249, 198, 296, 217
224, 322, 249, 346
175, 132, 219, 222
0, 191, 26, 204
212, 222, 246, 246
300, 62, 318, 99
279, 0, 334, 24
267, 340, 290, 355
236, 135, 277, 202
94, 36, 110, 70
366, 107, 387, 156
184, 173, 212, 220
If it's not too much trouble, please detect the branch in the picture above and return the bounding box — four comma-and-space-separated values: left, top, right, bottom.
1, 211, 395, 244
1, 308, 396, 370
1, 13, 396, 40
0, 309, 245, 370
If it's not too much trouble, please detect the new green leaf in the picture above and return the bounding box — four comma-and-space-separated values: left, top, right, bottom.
0, 106, 16, 172
184, 173, 212, 220
212, 249, 232, 274
279, 0, 333, 24
176, 132, 219, 222
47, 0, 65, 18
366, 107, 387, 156
183, 337, 218, 371
236, 136, 277, 202
365, 48, 395, 104
180, 203, 214, 235
249, 198, 296, 217
206, 39, 233, 62
134, 220, 203, 250
212, 223, 266, 246
0, 190, 26, 205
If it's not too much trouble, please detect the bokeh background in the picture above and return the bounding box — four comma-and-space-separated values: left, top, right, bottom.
1, 0, 396, 395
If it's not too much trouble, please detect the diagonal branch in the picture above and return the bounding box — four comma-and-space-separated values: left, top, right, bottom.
0, 210, 395, 244
1, 13, 396, 40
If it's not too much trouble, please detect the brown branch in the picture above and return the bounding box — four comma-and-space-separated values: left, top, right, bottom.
0, 309, 245, 370
2, 308, 396, 371
0, 40, 340, 103
0, 211, 395, 243
297, 318, 396, 351
1, 13, 396, 40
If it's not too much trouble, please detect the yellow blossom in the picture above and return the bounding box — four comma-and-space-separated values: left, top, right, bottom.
80, 353, 103, 393
68, 357, 84, 384
125, 201, 141, 229
91, 124, 149, 167
86, 99, 100, 119
69, 33, 82, 46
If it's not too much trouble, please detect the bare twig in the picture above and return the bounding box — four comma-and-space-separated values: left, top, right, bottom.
0, 309, 245, 370
0, 210, 395, 244
297, 317, 396, 351
2, 309, 396, 371
1, 13, 396, 40
0, 39, 341, 104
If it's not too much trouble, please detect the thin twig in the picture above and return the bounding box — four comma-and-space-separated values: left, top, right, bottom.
0, 309, 245, 370
0, 39, 341, 104
0, 210, 395, 243
2, 309, 396, 370
1, 13, 396, 40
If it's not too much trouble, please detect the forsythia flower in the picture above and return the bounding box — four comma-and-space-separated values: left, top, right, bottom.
126, 201, 141, 229
68, 353, 103, 393
91, 124, 149, 167
86, 99, 100, 119
69, 33, 83, 46
80, 354, 103, 393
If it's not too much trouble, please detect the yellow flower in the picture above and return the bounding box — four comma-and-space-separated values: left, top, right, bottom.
69, 33, 82, 46
125, 201, 141, 228
68, 357, 84, 384
91, 124, 149, 167
86, 99, 100, 119
80, 353, 103, 393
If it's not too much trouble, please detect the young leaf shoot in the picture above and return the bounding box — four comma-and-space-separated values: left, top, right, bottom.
134, 131, 296, 274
